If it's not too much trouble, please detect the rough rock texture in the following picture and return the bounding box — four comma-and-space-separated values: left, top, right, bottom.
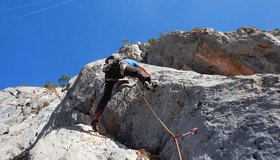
29, 125, 139, 160
0, 87, 65, 160
40, 60, 280, 160
1, 28, 280, 160
147, 27, 280, 75
0, 85, 141, 160
118, 42, 151, 61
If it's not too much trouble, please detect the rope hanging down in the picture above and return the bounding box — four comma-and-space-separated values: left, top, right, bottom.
135, 83, 198, 160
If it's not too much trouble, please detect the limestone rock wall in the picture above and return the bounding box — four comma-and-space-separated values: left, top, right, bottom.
38, 61, 280, 160
0, 87, 65, 160
0, 84, 141, 160
147, 27, 280, 76
1, 28, 280, 160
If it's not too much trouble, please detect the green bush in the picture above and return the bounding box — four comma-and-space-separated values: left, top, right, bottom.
121, 38, 128, 43
43, 81, 58, 89
43, 74, 70, 90
58, 74, 70, 87
148, 38, 156, 44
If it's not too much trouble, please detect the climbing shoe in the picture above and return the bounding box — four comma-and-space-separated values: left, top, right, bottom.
151, 82, 158, 90
91, 119, 98, 132
144, 81, 159, 91
144, 81, 152, 91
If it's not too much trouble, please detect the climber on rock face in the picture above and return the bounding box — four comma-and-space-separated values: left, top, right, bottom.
91, 54, 157, 132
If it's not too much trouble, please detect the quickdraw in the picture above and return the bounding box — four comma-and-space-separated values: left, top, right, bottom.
135, 83, 198, 160
174, 127, 199, 139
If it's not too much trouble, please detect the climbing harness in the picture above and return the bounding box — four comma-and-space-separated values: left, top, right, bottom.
135, 83, 198, 160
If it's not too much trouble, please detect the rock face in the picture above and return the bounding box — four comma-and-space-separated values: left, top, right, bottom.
0, 85, 141, 160
0, 87, 65, 159
1, 28, 280, 160
147, 27, 280, 76
39, 60, 280, 160
29, 124, 139, 160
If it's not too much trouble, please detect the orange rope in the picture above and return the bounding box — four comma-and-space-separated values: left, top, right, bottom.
135, 83, 183, 160
135, 82, 198, 160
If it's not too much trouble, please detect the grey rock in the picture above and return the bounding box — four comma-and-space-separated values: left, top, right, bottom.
118, 43, 147, 61
66, 75, 78, 91
40, 60, 280, 160
0, 124, 9, 135
0, 87, 65, 160
0, 67, 143, 160
1, 28, 280, 160
28, 125, 139, 160
147, 27, 280, 76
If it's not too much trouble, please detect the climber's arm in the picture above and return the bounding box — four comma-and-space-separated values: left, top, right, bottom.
137, 65, 152, 77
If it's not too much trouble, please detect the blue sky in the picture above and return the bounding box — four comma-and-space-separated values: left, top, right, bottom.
0, 0, 279, 90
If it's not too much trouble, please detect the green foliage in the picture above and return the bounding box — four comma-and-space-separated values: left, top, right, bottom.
22, 84, 30, 86
121, 38, 129, 43
148, 38, 156, 44
43, 81, 58, 90
58, 74, 70, 87
43, 74, 70, 90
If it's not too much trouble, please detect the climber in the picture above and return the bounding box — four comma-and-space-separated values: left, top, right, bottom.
91, 54, 157, 131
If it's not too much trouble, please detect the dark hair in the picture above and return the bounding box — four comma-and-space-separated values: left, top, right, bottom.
105, 55, 115, 64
